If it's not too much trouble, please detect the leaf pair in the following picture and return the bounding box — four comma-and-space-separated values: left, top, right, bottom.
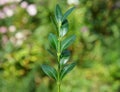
49, 34, 76, 52
41, 62, 76, 81
55, 4, 75, 23
55, 4, 75, 37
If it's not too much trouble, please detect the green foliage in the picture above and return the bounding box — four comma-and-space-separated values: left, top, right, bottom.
48, 33, 58, 50
60, 62, 76, 80
55, 4, 63, 23
60, 56, 69, 67
41, 65, 57, 80
61, 35, 76, 51
62, 7, 75, 22
0, 0, 120, 92
41, 4, 76, 92
60, 20, 69, 37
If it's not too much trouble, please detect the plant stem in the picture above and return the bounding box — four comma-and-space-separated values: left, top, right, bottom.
57, 52, 60, 92
57, 22, 61, 92
57, 82, 61, 92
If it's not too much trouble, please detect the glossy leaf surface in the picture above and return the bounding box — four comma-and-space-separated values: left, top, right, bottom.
60, 50, 71, 67
48, 33, 58, 50
60, 19, 69, 37
60, 56, 70, 67
60, 62, 76, 80
61, 35, 76, 51
41, 65, 57, 80
55, 4, 63, 23
62, 7, 75, 22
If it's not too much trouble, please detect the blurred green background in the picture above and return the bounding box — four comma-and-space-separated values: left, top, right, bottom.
0, 0, 120, 92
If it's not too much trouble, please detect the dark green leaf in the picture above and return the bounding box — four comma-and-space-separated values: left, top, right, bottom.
60, 19, 69, 37
41, 65, 57, 80
61, 35, 76, 51
48, 33, 58, 50
50, 16, 58, 31
61, 50, 71, 58
47, 48, 56, 56
55, 4, 63, 23
62, 7, 75, 22
60, 62, 76, 80
60, 50, 71, 67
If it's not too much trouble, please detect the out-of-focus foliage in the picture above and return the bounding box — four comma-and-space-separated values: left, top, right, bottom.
0, 0, 120, 92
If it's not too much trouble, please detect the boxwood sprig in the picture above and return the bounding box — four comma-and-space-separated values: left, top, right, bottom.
41, 4, 76, 92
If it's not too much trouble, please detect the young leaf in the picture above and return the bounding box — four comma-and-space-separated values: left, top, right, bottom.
60, 62, 76, 80
62, 7, 75, 22
60, 19, 69, 37
48, 33, 58, 50
60, 56, 70, 67
41, 65, 57, 80
60, 50, 71, 67
61, 35, 76, 51
55, 4, 63, 23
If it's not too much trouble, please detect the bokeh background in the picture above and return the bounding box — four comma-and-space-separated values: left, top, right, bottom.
0, 0, 120, 92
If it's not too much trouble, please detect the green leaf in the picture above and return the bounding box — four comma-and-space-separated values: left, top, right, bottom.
60, 50, 71, 67
61, 35, 76, 51
48, 33, 58, 50
60, 19, 69, 37
41, 65, 57, 80
62, 7, 75, 22
55, 4, 63, 23
60, 62, 76, 80
61, 50, 71, 58
47, 48, 56, 56
60, 56, 70, 67
50, 16, 58, 31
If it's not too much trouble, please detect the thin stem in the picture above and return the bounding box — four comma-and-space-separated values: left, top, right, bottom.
57, 22, 61, 92
57, 53, 61, 92
57, 82, 61, 92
